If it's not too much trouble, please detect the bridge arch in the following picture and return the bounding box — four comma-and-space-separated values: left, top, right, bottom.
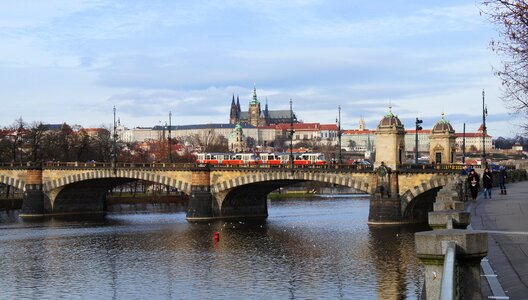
43, 169, 192, 195
212, 171, 372, 194
400, 174, 457, 222
0, 175, 25, 191
210, 171, 372, 219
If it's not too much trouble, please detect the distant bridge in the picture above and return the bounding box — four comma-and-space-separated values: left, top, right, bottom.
0, 162, 465, 224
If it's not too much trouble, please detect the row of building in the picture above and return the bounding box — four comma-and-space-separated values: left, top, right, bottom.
116, 114, 492, 156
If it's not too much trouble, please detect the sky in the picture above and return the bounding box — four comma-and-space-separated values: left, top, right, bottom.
0, 0, 522, 137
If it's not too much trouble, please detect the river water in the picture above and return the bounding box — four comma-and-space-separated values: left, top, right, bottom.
0, 195, 427, 299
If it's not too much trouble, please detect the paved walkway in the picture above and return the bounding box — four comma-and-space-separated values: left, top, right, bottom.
470, 180, 528, 299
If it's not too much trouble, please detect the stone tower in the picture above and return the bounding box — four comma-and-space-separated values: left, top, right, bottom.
429, 113, 456, 164
228, 123, 247, 152
248, 86, 261, 127
359, 116, 366, 130
374, 107, 406, 169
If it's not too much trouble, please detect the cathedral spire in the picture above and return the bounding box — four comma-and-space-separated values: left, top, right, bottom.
229, 93, 238, 124
236, 95, 241, 114
251, 84, 259, 105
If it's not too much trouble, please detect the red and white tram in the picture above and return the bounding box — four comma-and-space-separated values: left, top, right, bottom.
196, 152, 326, 166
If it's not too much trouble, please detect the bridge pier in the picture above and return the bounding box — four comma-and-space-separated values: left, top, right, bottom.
20, 166, 50, 217
368, 167, 404, 224
186, 167, 217, 221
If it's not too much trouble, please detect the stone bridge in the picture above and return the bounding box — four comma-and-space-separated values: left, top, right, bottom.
0, 162, 463, 224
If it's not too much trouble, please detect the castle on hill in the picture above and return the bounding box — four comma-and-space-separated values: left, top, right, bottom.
229, 86, 298, 127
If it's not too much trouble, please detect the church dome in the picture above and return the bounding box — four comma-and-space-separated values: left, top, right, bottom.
378, 108, 403, 128
432, 114, 454, 133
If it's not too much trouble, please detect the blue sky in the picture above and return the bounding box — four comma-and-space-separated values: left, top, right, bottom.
0, 0, 520, 137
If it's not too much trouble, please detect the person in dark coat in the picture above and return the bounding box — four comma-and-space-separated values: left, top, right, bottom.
499, 166, 507, 195
482, 167, 493, 199
467, 169, 480, 202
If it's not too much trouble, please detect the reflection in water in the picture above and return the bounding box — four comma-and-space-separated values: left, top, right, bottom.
0, 196, 425, 299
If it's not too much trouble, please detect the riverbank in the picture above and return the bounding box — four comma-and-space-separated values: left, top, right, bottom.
267, 192, 317, 199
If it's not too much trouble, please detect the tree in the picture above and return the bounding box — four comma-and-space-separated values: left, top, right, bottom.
482, 1, 528, 131
182, 127, 228, 152
92, 126, 112, 162
7, 118, 26, 162
27, 122, 46, 162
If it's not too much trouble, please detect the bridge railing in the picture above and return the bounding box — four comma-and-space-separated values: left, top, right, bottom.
0, 161, 375, 171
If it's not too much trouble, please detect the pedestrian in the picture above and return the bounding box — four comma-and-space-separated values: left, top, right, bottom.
467, 169, 480, 202
499, 166, 507, 195
483, 167, 493, 199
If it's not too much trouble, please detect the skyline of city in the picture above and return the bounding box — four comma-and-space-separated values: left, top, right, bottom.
0, 1, 522, 138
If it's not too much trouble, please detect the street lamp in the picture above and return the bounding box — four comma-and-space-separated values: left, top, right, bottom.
112, 106, 117, 170
482, 89, 488, 168
289, 98, 295, 175
415, 117, 423, 164
336, 105, 342, 165
462, 123, 466, 164
168, 111, 172, 163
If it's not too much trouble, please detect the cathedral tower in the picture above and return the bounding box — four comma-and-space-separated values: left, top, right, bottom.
248, 85, 262, 127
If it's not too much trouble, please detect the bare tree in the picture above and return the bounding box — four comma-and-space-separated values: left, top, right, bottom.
27, 122, 46, 162
482, 0, 528, 131
93, 126, 112, 162
8, 117, 26, 162
183, 127, 228, 152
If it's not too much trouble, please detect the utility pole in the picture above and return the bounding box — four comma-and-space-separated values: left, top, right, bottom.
289, 98, 294, 175
415, 117, 423, 164
168, 111, 172, 163
337, 105, 342, 165
462, 123, 466, 164
482, 89, 488, 168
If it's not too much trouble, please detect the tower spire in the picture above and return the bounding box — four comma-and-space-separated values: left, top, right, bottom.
251, 84, 259, 104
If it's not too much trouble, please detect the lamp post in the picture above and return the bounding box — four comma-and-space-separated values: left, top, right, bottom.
415, 117, 423, 164
462, 123, 466, 164
337, 105, 342, 165
112, 106, 117, 171
168, 111, 172, 163
289, 98, 294, 175
482, 90, 488, 168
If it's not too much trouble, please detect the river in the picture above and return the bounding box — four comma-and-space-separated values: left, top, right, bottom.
0, 195, 427, 299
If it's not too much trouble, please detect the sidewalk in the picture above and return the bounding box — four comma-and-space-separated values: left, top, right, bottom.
470, 180, 528, 299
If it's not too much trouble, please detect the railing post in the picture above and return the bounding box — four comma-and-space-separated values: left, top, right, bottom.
415, 230, 487, 300
440, 241, 456, 300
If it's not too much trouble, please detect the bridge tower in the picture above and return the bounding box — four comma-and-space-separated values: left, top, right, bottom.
374, 106, 405, 170
369, 107, 406, 224
429, 113, 456, 164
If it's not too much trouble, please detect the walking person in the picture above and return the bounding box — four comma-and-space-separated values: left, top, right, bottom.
467, 169, 480, 202
483, 167, 493, 199
499, 166, 507, 195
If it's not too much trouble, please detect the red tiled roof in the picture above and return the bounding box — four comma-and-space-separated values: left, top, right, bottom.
320, 124, 338, 130
455, 133, 491, 138
275, 123, 321, 130
405, 130, 432, 134
342, 130, 374, 134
